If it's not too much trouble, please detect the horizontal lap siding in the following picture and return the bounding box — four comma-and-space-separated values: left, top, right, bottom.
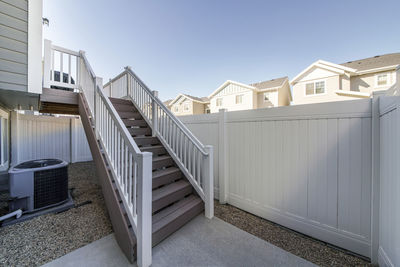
0, 0, 28, 92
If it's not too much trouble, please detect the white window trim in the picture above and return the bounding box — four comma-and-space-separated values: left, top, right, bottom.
235, 94, 243, 104
0, 109, 9, 172
375, 72, 392, 88
263, 92, 271, 102
174, 106, 179, 112
183, 103, 190, 111
304, 79, 327, 97
216, 98, 223, 107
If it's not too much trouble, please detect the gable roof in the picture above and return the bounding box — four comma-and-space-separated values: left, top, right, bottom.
208, 80, 256, 98
340, 53, 400, 72
250, 76, 288, 90
290, 60, 357, 85
169, 93, 209, 106
164, 99, 173, 107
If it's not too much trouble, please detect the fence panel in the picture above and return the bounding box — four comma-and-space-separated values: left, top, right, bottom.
378, 96, 400, 267
13, 113, 92, 164
180, 99, 373, 258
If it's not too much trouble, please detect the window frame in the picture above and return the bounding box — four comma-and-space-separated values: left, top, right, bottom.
0, 109, 9, 172
263, 92, 270, 102
174, 106, 179, 112
183, 103, 190, 111
216, 98, 223, 107
375, 72, 390, 88
304, 79, 326, 96
235, 94, 243, 104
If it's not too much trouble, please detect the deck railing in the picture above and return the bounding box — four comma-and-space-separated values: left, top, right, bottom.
42, 41, 152, 267
104, 67, 214, 219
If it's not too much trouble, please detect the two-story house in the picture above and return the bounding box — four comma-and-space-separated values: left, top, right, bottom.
291, 53, 400, 105
167, 94, 209, 116
208, 76, 291, 113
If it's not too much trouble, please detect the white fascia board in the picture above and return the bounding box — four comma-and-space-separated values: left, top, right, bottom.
208, 80, 256, 98
335, 90, 371, 98
355, 65, 399, 75
290, 60, 357, 85
27, 0, 43, 94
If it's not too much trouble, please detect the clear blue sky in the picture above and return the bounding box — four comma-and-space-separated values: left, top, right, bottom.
43, 0, 400, 101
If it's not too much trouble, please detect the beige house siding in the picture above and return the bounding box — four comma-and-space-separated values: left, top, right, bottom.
170, 96, 208, 116
350, 71, 396, 93
193, 101, 206, 115
209, 83, 255, 113
256, 91, 276, 109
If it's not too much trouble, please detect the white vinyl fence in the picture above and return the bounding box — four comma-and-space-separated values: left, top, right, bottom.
11, 112, 92, 165
378, 95, 400, 267
179, 99, 376, 259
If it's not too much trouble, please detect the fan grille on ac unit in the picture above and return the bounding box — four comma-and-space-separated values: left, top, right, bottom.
34, 166, 68, 209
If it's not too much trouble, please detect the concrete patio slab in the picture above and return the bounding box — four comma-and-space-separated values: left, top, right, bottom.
42, 216, 316, 267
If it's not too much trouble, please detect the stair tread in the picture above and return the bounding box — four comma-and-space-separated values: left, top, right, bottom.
153, 155, 171, 162
152, 195, 203, 234
152, 167, 180, 179
152, 195, 199, 224
152, 180, 190, 202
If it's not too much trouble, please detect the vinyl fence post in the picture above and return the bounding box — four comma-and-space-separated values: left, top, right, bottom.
43, 39, 52, 88
370, 93, 380, 264
204, 145, 214, 219
152, 91, 159, 137
218, 109, 228, 204
137, 152, 152, 267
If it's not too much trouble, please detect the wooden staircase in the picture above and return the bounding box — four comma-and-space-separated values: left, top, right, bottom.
79, 95, 204, 262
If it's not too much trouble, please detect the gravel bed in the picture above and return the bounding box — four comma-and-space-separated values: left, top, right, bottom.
214, 201, 372, 267
0, 161, 112, 267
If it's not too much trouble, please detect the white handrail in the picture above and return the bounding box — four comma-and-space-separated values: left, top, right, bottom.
107, 67, 214, 219
43, 41, 153, 267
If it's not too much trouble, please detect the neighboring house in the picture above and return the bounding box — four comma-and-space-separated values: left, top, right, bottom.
291, 53, 400, 105
208, 77, 291, 113
168, 94, 210, 116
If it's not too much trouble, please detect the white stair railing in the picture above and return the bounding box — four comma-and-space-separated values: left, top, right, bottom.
104, 67, 214, 219
43, 41, 152, 267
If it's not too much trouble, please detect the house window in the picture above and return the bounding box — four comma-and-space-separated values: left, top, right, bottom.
206, 109, 210, 114
183, 103, 189, 111
376, 73, 389, 86
263, 92, 270, 102
216, 98, 222, 106
236, 95, 243, 104
174, 106, 179, 112
305, 81, 325, 95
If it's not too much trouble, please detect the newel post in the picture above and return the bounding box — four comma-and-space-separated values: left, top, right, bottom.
218, 109, 228, 204
204, 145, 214, 219
137, 152, 152, 267
152, 90, 159, 137
43, 39, 52, 88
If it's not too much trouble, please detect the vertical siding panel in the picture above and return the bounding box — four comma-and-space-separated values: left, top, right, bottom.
326, 119, 338, 228
338, 118, 350, 232
361, 117, 371, 238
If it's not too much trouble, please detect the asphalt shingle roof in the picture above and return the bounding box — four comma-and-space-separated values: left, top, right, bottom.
340, 53, 400, 71
250, 76, 288, 90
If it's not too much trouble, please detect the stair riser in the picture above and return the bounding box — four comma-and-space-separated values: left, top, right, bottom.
142, 147, 167, 156
134, 137, 160, 146
123, 119, 147, 127
152, 158, 174, 169
152, 201, 204, 246
118, 111, 142, 119
152, 186, 192, 213
153, 172, 182, 189
129, 127, 152, 136
109, 98, 132, 105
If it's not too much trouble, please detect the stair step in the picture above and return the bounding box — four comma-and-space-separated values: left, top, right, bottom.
152, 155, 174, 169
113, 103, 137, 112
122, 119, 148, 127
128, 127, 152, 136
134, 136, 160, 146
141, 145, 167, 156
152, 180, 192, 212
152, 167, 182, 189
117, 111, 142, 119
152, 195, 203, 245
109, 97, 132, 105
